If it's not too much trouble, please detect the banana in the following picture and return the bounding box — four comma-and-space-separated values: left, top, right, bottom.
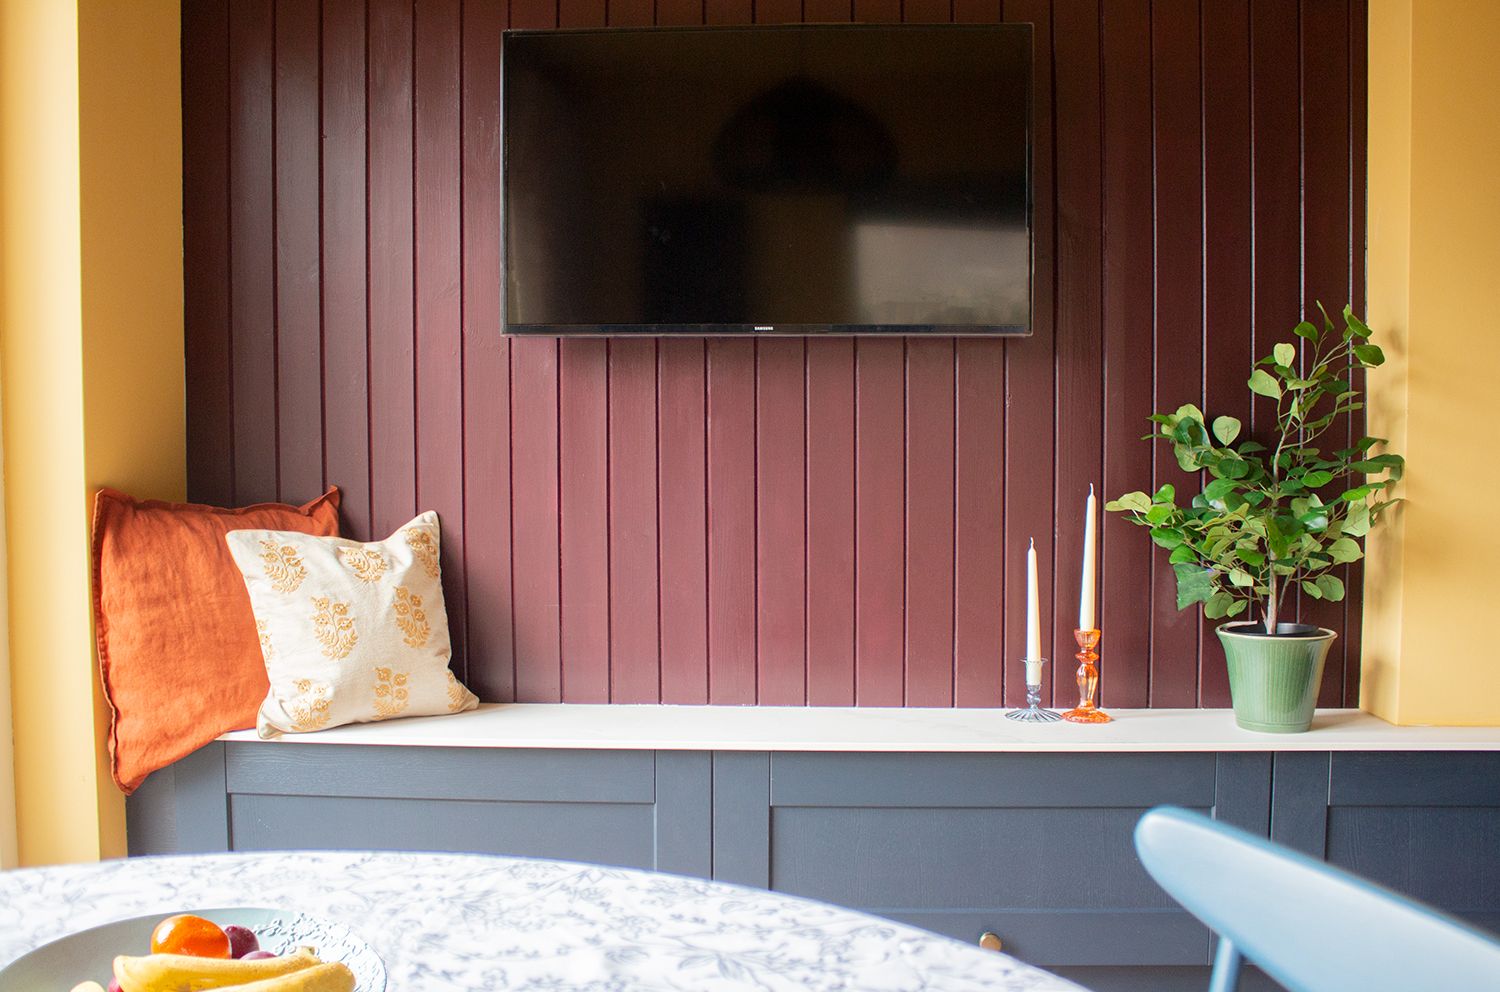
112, 948, 319, 992
190, 962, 355, 992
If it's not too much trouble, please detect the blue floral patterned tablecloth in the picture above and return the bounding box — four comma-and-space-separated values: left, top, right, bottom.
0, 850, 1081, 991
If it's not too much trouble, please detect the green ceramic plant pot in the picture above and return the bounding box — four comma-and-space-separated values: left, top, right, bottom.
1216, 622, 1337, 733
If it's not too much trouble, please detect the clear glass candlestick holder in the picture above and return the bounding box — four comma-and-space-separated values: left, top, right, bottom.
1005, 659, 1062, 723
1062, 628, 1112, 723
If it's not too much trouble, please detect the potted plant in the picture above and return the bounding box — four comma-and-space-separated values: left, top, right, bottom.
1105, 305, 1403, 732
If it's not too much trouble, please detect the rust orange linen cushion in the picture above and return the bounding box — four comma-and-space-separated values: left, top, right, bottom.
92, 487, 341, 793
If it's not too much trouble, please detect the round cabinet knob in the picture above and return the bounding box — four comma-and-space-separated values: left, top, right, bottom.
978, 931, 1003, 952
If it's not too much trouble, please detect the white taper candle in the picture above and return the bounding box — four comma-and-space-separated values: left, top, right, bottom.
1025, 538, 1042, 684
1080, 484, 1098, 631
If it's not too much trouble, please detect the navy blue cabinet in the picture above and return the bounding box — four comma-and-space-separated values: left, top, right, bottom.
127, 746, 1500, 989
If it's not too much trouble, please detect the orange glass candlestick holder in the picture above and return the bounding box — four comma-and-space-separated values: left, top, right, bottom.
1062, 628, 1112, 724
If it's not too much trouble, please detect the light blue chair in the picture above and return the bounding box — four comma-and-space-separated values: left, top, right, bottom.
1134, 806, 1500, 992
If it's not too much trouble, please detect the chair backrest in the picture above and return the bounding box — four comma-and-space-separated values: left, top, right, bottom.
1134, 806, 1500, 992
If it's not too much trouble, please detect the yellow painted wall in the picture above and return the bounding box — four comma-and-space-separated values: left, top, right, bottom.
1363, 0, 1500, 725
0, 0, 183, 866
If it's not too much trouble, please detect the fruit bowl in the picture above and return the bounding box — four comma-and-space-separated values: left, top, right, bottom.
0, 907, 386, 992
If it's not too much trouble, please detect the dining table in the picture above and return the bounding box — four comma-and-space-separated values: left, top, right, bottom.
0, 849, 1083, 991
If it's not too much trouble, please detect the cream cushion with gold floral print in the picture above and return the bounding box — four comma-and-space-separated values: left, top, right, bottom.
226, 511, 479, 739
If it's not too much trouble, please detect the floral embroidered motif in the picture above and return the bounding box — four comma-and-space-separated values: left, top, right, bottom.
392, 586, 430, 648
286, 678, 331, 732
260, 540, 308, 593
445, 671, 468, 712
404, 528, 440, 579
256, 619, 275, 662
339, 546, 389, 584
311, 596, 358, 660
373, 666, 410, 719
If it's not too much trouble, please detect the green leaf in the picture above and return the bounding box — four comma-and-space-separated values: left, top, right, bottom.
1316, 574, 1346, 601
1203, 477, 1240, 503
1353, 343, 1385, 367
1227, 599, 1249, 617
1211, 415, 1242, 446
1235, 547, 1266, 568
1343, 501, 1371, 537
1145, 504, 1175, 525
1343, 305, 1372, 338
1229, 568, 1256, 588
1293, 320, 1319, 342
1111, 491, 1152, 513
1150, 526, 1185, 549
1326, 537, 1363, 563
1339, 485, 1373, 503
1248, 369, 1282, 399
1301, 470, 1335, 489
1168, 544, 1198, 564
1152, 483, 1177, 503
1274, 342, 1297, 367
1302, 580, 1324, 600
1204, 591, 1236, 620
1174, 563, 1216, 610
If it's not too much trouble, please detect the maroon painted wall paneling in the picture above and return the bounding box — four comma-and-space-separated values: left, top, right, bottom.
181, 0, 1368, 708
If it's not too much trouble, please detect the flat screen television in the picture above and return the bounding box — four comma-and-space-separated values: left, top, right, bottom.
502, 24, 1033, 336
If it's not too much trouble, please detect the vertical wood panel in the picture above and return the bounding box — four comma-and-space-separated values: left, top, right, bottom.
321, 0, 371, 540
905, 340, 956, 706
1149, 0, 1205, 707
1300, 0, 1352, 706
658, 338, 709, 703
756, 340, 808, 705
704, 1, 754, 25
1250, 0, 1304, 672
954, 339, 1003, 707
228, 0, 277, 505
273, 0, 322, 503
655, 0, 704, 25
853, 0, 900, 20
460, 0, 513, 698
187, 0, 1367, 708
855, 339, 905, 706
805, 0, 853, 20
707, 340, 758, 703
609, 0, 654, 26
1344, 0, 1369, 706
559, 340, 611, 702
182, 0, 233, 507
609, 339, 661, 703
414, 0, 467, 677
953, 0, 1000, 22
1005, 0, 1057, 708
1049, 0, 1102, 711
1199, 0, 1253, 706
1099, 0, 1154, 708
507, 0, 562, 703
755, 0, 804, 24
903, 0, 950, 22
806, 340, 856, 705
558, 0, 607, 27
804, 5, 858, 709
367, 0, 417, 535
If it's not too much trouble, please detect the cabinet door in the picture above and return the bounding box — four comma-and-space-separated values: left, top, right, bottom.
129, 743, 713, 878
1273, 751, 1500, 937
715, 751, 1272, 968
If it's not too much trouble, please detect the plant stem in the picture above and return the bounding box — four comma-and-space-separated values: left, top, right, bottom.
1265, 568, 1278, 633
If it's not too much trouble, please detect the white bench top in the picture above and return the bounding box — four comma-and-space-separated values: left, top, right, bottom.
219, 703, 1500, 752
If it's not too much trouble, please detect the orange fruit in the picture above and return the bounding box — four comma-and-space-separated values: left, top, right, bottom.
149, 914, 231, 958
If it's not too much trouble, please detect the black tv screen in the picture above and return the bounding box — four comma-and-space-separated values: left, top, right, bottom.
503, 24, 1033, 336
